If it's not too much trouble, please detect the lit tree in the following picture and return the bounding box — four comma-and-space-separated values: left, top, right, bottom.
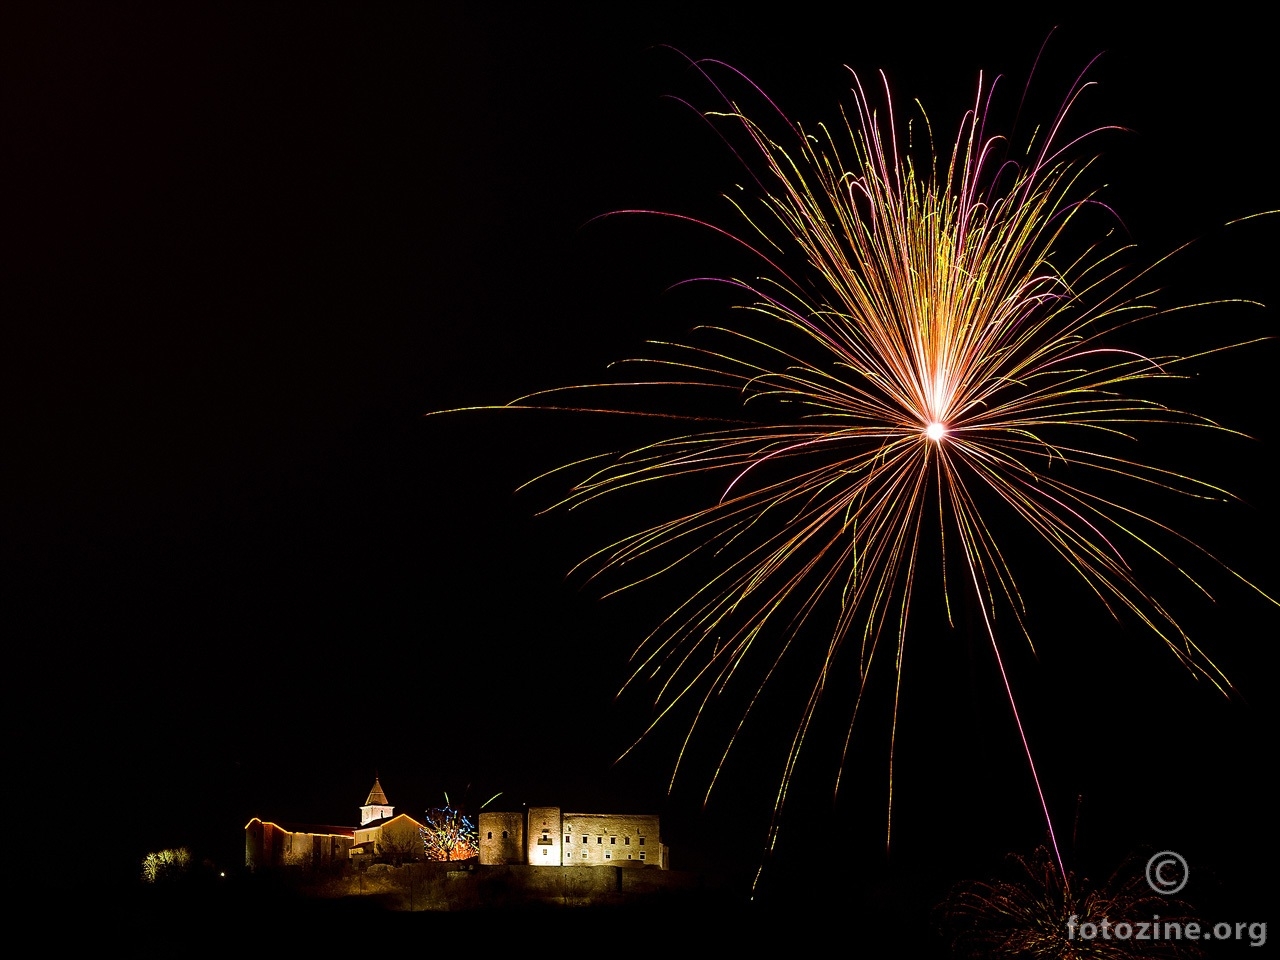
140, 846, 192, 883
419, 796, 479, 862
376, 823, 422, 866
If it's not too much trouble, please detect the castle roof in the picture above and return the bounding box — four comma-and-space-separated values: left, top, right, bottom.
365, 777, 389, 806
247, 818, 355, 838
356, 812, 425, 831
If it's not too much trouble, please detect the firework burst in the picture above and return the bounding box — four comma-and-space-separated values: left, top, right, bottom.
454, 49, 1274, 878
936, 846, 1204, 959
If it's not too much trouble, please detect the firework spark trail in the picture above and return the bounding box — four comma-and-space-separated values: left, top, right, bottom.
937, 845, 1206, 959
439, 50, 1276, 884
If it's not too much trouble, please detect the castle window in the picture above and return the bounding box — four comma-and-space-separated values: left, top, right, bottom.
640, 852, 646, 860
502, 830, 508, 839
625, 836, 630, 844
542, 848, 548, 856
610, 837, 616, 844
583, 835, 588, 844
605, 851, 611, 859
487, 831, 492, 840
639, 837, 645, 845
565, 835, 571, 844
597, 837, 602, 844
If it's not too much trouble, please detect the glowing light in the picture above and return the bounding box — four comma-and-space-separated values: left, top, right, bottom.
925, 422, 947, 442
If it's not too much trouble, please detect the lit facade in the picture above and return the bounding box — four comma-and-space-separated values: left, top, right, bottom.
247, 782, 670, 872
479, 807, 667, 869
245, 778, 424, 869
350, 778, 426, 859
244, 818, 354, 871
477, 810, 525, 865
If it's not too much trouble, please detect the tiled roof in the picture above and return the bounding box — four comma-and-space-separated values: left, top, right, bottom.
365, 777, 389, 806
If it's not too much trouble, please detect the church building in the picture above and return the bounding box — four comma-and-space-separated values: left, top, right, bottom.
245, 777, 426, 870
351, 777, 427, 861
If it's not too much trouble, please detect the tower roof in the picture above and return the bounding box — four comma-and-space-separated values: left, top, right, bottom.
365, 777, 388, 806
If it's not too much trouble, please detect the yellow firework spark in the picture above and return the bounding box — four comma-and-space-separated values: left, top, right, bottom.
469, 52, 1275, 878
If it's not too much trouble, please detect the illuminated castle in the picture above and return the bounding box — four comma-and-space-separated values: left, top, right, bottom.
478, 806, 668, 869
247, 780, 668, 871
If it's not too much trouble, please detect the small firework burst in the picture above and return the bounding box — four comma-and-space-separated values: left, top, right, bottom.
936, 846, 1203, 959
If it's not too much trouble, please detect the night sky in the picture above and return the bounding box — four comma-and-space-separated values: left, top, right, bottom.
7, 5, 1275, 921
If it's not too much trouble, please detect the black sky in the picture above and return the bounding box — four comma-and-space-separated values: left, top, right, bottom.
6, 5, 1276, 915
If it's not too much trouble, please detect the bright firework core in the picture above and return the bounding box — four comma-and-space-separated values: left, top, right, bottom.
925, 422, 947, 442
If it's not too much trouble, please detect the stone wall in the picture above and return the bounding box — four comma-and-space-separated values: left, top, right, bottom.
478, 810, 525, 864
300, 861, 721, 911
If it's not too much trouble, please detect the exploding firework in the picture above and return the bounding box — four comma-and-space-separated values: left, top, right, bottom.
936, 846, 1204, 959
452, 49, 1274, 876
